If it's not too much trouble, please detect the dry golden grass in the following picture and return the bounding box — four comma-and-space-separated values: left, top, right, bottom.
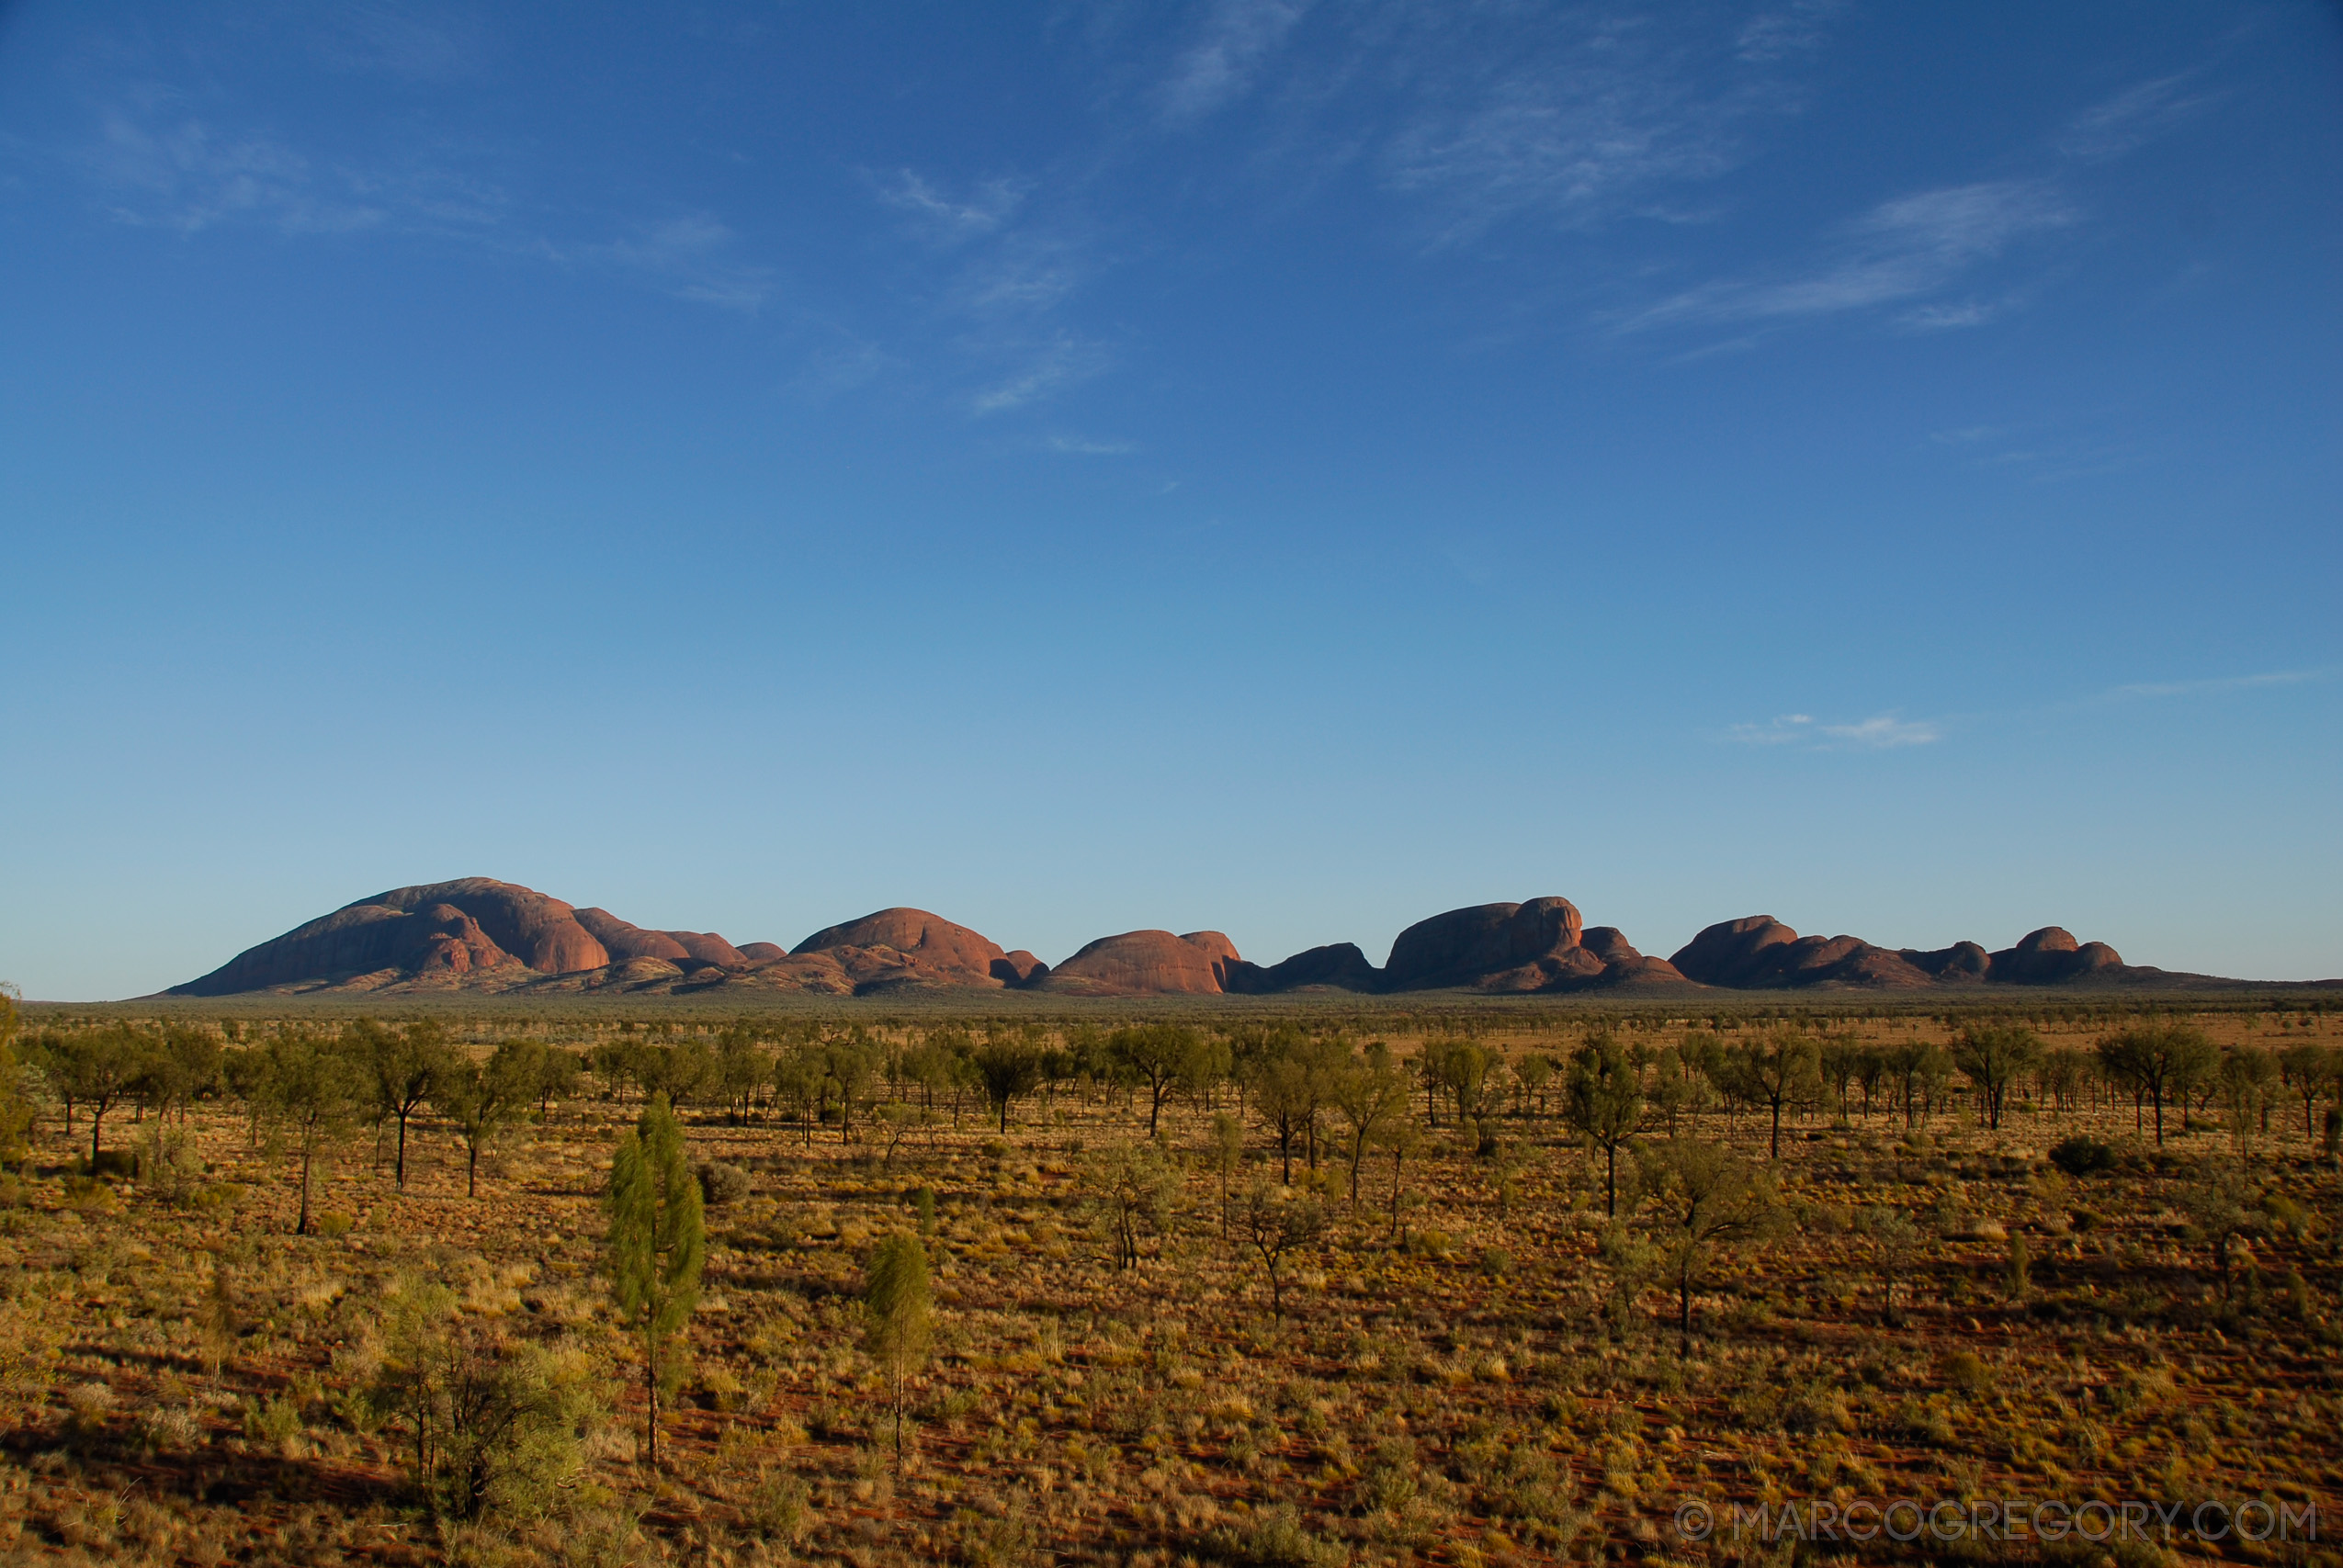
0, 1004, 2337, 1566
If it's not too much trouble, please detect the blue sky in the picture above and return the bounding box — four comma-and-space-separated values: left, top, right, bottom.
3, 2, 2338, 1000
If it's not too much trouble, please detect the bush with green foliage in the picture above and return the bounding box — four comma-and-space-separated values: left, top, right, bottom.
368, 1278, 599, 1519
606, 1096, 705, 1470
2048, 1134, 2117, 1176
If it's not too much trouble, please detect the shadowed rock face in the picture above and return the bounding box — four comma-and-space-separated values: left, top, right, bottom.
793, 908, 1008, 980
1990, 927, 2124, 984
1036, 931, 1237, 996
1382, 897, 1587, 991
1179, 932, 1242, 990
1371, 900, 1694, 993
1902, 941, 1992, 980
1667, 916, 1799, 987
667, 931, 749, 968
1672, 917, 2131, 989
573, 908, 693, 964
173, 878, 611, 996
1670, 919, 1939, 988
573, 910, 748, 969
1576, 928, 1694, 989
993, 951, 1049, 985
1224, 942, 1382, 994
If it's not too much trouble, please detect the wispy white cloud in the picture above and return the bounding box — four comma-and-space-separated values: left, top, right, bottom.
1729, 712, 1941, 750
2060, 73, 2214, 161
956, 236, 1083, 316
1728, 713, 1817, 745
1735, 0, 1848, 65
89, 111, 388, 234
878, 170, 1025, 243
1160, 0, 1310, 125
1386, 73, 1736, 243
1367, 6, 1849, 247
871, 165, 1105, 411
592, 215, 775, 312
2111, 669, 2330, 701
311, 4, 490, 84
785, 334, 894, 400
1896, 299, 2002, 332
1820, 715, 1941, 749
1046, 434, 1137, 456
78, 99, 780, 314
971, 333, 1112, 414
1622, 180, 2071, 331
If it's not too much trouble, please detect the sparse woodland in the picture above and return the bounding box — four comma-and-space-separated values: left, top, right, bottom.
0, 988, 2339, 1566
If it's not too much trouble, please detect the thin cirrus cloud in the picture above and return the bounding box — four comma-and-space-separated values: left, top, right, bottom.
873, 166, 1106, 412
1158, 0, 1311, 125
955, 237, 1084, 316
2110, 669, 2331, 701
1376, 10, 1830, 245
1728, 713, 1943, 750
1614, 67, 2213, 343
1734, 0, 1848, 65
877, 170, 1026, 243
1621, 180, 2072, 333
88, 110, 393, 235
308, 4, 491, 85
588, 215, 775, 313
970, 333, 1113, 414
1045, 434, 1137, 456
2058, 73, 2215, 162
77, 100, 775, 312
1383, 73, 1737, 243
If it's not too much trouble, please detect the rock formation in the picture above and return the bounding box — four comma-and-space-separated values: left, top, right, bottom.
572, 908, 692, 965
165, 876, 2236, 998
1223, 942, 1382, 994
1666, 918, 1939, 989
1375, 899, 1691, 993
174, 879, 610, 997
792, 908, 1013, 987
994, 951, 1050, 985
1670, 916, 2137, 990
1033, 931, 1238, 996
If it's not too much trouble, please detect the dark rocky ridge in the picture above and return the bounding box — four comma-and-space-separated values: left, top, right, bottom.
1664, 916, 2142, 990
168, 877, 2249, 999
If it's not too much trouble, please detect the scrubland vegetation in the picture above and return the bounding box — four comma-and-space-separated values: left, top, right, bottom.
0, 987, 2338, 1566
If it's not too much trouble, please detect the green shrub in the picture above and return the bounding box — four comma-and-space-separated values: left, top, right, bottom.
699, 1365, 747, 1412
1783, 1382, 1851, 1433
65, 1380, 117, 1435
243, 1393, 303, 1448
696, 1162, 751, 1206
1941, 1350, 1993, 1392
1358, 1434, 1421, 1511
2048, 1136, 2115, 1177
368, 1279, 601, 1520
947, 1499, 1036, 1568
1213, 1502, 1343, 1568
807, 1397, 866, 1441
741, 1469, 812, 1541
